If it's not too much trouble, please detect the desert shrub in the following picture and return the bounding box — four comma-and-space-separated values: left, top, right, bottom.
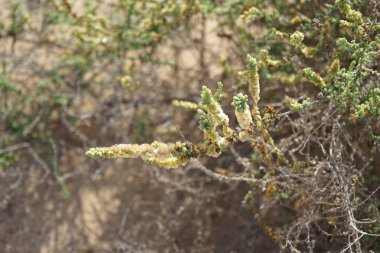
87, 0, 380, 252
1, 0, 379, 252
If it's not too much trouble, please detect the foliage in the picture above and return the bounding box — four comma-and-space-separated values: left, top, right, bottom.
87, 0, 380, 251
1, 0, 379, 252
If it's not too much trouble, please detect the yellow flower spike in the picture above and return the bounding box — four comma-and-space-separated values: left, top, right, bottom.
86, 142, 195, 168
303, 68, 326, 88
172, 100, 199, 111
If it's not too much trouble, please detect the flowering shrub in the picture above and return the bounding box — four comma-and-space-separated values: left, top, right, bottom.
1, 0, 379, 251
87, 0, 380, 251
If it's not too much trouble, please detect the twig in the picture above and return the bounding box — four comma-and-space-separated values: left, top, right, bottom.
187, 159, 259, 184
0, 142, 30, 155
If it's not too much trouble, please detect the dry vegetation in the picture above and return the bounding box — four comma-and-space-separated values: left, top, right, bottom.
0, 0, 379, 252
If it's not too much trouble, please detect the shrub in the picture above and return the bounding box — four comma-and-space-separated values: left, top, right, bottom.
87, 0, 380, 251
1, 0, 379, 251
